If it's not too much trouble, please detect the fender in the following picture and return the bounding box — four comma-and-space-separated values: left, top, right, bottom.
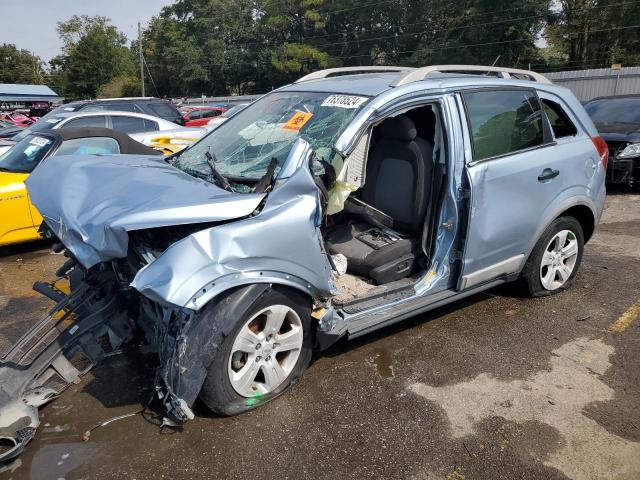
131, 158, 335, 310
155, 283, 272, 411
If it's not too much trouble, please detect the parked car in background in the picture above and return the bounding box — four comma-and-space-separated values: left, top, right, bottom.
206, 103, 248, 129
0, 119, 22, 140
0, 112, 35, 127
44, 97, 185, 126
182, 106, 227, 126
0, 65, 608, 461
584, 95, 640, 187
0, 127, 160, 247
131, 127, 208, 155
0, 111, 186, 155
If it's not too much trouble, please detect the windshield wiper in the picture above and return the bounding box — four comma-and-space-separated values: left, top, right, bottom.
205, 149, 233, 191
252, 158, 278, 193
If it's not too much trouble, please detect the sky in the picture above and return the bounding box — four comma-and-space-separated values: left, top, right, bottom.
2, 0, 173, 62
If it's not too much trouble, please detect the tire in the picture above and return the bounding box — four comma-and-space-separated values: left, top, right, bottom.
199, 286, 313, 416
520, 216, 584, 297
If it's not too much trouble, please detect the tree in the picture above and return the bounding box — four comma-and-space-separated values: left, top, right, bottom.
98, 75, 141, 98
0, 44, 46, 84
547, 0, 640, 69
53, 15, 136, 100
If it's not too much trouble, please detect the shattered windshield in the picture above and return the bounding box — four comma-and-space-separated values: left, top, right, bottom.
173, 91, 368, 181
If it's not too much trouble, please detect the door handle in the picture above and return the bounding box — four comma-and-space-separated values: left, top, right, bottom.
538, 168, 560, 181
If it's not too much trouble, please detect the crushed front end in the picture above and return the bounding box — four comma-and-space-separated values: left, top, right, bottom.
0, 262, 132, 461
0, 240, 204, 462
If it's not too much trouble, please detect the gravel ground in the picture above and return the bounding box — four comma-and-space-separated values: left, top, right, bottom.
0, 192, 638, 480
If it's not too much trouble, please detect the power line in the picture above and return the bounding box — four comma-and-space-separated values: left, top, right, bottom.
336, 23, 640, 60
311, 0, 640, 49
287, 0, 640, 44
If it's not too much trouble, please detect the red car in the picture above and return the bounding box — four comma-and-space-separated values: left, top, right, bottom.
0, 112, 35, 127
182, 107, 226, 127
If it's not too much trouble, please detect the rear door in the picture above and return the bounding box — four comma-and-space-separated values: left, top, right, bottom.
459, 88, 563, 289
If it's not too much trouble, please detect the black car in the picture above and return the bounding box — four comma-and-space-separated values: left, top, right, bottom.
585, 95, 640, 187
44, 97, 185, 126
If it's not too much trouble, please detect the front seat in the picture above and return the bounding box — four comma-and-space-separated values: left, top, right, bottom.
326, 115, 434, 285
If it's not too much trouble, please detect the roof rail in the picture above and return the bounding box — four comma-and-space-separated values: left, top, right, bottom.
294, 66, 415, 83
391, 65, 552, 86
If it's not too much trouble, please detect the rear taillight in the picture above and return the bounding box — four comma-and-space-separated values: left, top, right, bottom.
591, 136, 609, 169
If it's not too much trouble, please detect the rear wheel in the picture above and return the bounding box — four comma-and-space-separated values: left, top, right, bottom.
199, 287, 312, 416
520, 216, 584, 297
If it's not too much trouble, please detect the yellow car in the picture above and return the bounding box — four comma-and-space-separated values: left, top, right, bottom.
146, 134, 200, 155
0, 127, 161, 247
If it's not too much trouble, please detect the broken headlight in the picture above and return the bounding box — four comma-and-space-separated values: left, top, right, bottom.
617, 143, 640, 159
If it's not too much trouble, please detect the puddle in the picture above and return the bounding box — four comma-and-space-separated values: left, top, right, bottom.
28, 442, 97, 480
409, 337, 640, 480
370, 348, 394, 378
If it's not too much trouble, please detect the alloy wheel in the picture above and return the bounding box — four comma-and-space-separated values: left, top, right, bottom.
228, 305, 303, 397
539, 229, 579, 291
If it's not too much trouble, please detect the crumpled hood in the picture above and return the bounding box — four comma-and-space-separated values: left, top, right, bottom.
26, 154, 265, 267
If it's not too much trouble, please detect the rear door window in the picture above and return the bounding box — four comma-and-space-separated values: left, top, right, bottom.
103, 103, 138, 112
542, 100, 577, 138
463, 89, 545, 161
63, 116, 107, 129
143, 119, 159, 131
110, 116, 147, 133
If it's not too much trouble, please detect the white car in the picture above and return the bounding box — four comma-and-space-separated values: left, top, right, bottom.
0, 111, 202, 155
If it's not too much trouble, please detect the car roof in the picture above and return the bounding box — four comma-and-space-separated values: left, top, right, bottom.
47, 110, 175, 125
278, 72, 400, 96
276, 70, 570, 98
585, 94, 640, 102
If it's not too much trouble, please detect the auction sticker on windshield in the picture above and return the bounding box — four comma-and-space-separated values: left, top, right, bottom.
321, 94, 368, 109
283, 111, 313, 131
29, 136, 51, 147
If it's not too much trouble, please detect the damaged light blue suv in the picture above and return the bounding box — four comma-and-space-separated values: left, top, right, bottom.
0, 65, 607, 461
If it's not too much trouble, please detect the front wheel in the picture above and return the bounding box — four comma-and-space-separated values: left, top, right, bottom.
520, 216, 584, 297
199, 287, 313, 416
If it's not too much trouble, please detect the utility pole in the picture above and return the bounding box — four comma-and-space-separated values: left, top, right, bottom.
138, 22, 145, 97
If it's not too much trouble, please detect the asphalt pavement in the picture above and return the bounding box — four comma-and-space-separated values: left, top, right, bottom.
0, 192, 638, 480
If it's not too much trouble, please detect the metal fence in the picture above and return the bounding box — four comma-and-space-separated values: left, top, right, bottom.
545, 67, 640, 101
182, 94, 264, 106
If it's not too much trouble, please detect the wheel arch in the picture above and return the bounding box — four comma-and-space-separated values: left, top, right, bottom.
557, 204, 596, 243
520, 199, 596, 276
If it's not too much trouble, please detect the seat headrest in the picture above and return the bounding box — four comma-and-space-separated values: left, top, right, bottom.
379, 115, 417, 141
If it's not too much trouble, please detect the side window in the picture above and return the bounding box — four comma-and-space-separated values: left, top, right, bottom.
111, 116, 146, 133
203, 110, 221, 118
464, 89, 544, 161
103, 103, 137, 112
143, 119, 159, 131
542, 99, 577, 138
63, 116, 107, 129
56, 137, 121, 156
188, 110, 203, 120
